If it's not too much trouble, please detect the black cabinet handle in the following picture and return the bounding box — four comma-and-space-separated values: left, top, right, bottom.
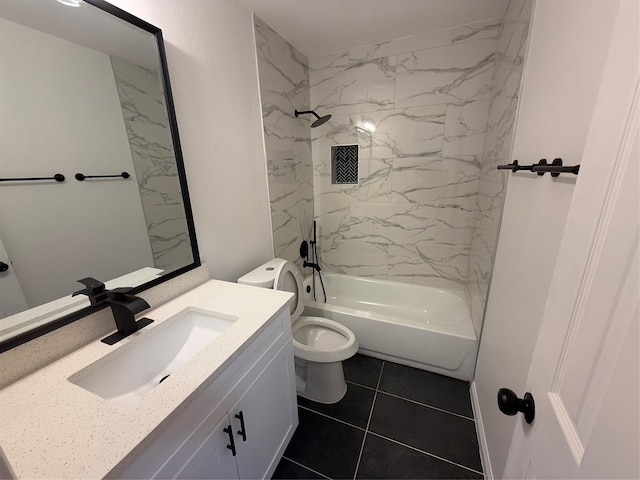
0, 262, 8, 272
498, 388, 535, 424
235, 411, 247, 441
223, 425, 236, 456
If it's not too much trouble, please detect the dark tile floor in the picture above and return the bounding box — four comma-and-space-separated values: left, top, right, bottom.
273, 354, 483, 480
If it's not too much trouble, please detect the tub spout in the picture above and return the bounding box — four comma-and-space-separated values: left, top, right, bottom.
303, 261, 321, 272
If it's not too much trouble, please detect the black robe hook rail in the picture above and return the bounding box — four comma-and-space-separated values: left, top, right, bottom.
497, 158, 580, 177
75, 171, 130, 181
0, 173, 65, 183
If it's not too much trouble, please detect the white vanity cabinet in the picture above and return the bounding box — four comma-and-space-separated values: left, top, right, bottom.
114, 308, 298, 480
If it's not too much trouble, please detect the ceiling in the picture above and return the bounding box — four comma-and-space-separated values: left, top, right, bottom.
0, 0, 158, 68
237, 0, 511, 58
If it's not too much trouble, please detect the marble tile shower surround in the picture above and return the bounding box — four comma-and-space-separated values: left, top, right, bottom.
466, 0, 533, 335
254, 16, 314, 270
110, 56, 193, 271
309, 18, 505, 290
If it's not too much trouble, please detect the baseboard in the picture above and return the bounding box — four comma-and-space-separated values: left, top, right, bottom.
471, 381, 493, 480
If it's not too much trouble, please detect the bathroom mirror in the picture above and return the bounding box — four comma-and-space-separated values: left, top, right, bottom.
0, 0, 200, 351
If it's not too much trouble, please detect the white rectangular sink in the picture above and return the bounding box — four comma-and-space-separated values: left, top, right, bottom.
69, 307, 238, 406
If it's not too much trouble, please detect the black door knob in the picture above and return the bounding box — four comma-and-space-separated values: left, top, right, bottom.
498, 388, 535, 424
0, 262, 8, 272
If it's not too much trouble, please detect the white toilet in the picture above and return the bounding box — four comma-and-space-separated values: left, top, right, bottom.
238, 258, 358, 404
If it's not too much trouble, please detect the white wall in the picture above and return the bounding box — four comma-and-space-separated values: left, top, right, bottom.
108, 0, 274, 282
0, 19, 154, 307
473, 1, 620, 477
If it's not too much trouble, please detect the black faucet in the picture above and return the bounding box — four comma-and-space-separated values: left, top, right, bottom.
73, 277, 153, 345
303, 261, 321, 272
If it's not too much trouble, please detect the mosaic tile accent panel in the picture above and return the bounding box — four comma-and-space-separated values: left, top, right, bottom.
332, 145, 359, 184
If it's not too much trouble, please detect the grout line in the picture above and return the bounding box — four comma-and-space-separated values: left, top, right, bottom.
345, 379, 377, 392
367, 431, 484, 477
375, 390, 476, 422
281, 456, 332, 480
298, 404, 366, 432
352, 361, 385, 479
346, 375, 475, 421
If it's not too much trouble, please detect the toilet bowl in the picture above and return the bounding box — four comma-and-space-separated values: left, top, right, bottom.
238, 258, 358, 403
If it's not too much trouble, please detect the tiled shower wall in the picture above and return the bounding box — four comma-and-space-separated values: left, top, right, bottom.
110, 56, 194, 271
254, 16, 314, 270
255, 3, 532, 335
309, 19, 502, 290
466, 0, 533, 333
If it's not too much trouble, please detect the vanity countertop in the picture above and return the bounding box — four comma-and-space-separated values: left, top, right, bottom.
0, 279, 293, 479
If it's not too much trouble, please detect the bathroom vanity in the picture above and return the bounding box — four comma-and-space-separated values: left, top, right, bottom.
0, 280, 298, 479
0, 2, 299, 476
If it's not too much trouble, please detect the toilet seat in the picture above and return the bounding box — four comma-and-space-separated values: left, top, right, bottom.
273, 260, 305, 321
272, 260, 358, 363
292, 316, 358, 363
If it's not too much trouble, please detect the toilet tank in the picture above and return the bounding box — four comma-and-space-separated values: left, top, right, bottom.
237, 258, 287, 288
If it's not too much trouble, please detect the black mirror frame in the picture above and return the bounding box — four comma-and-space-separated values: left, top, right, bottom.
0, 0, 200, 354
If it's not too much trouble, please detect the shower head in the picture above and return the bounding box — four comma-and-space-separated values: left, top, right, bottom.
294, 109, 332, 128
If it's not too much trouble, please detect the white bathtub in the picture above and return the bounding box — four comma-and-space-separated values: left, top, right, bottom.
303, 273, 478, 381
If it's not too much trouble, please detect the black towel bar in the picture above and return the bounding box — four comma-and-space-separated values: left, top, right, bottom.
75, 171, 130, 181
0, 174, 65, 183
497, 158, 579, 177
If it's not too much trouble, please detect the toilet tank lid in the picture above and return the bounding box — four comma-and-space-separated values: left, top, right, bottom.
237, 258, 287, 288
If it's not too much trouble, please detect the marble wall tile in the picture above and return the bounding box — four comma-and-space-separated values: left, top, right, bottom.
110, 56, 193, 271
452, 19, 502, 44
443, 99, 491, 155
349, 203, 438, 246
311, 114, 357, 176
319, 239, 389, 277
353, 105, 446, 158
256, 10, 532, 339
435, 204, 478, 247
255, 16, 313, 270
391, 156, 480, 207
347, 29, 452, 63
395, 39, 497, 108
387, 244, 468, 290
255, 16, 302, 62
465, 0, 533, 335
269, 150, 313, 210
315, 157, 392, 205
311, 56, 396, 115
309, 28, 453, 72
315, 204, 352, 262
307, 20, 509, 293
309, 51, 350, 71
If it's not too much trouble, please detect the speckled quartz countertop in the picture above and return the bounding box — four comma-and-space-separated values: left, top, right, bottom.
0, 280, 293, 479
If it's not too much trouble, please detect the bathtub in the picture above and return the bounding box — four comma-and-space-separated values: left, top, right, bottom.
302, 273, 478, 381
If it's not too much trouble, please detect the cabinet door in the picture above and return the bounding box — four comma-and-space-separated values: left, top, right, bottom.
232, 342, 298, 480
152, 413, 239, 480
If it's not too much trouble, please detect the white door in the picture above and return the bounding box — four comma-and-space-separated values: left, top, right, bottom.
0, 235, 28, 318
503, 1, 639, 478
